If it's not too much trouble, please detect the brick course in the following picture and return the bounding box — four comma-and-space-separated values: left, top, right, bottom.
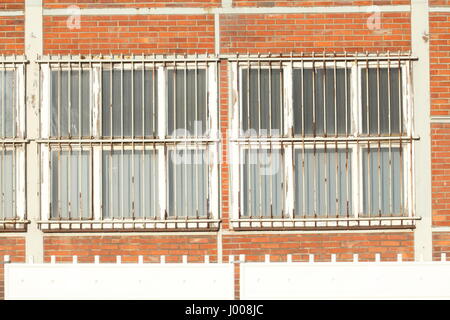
220, 12, 411, 54
44, 14, 215, 55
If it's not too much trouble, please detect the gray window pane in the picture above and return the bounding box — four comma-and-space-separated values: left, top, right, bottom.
242, 149, 284, 217
293, 68, 351, 136
294, 148, 351, 217
361, 68, 402, 135
241, 69, 282, 135
50, 150, 90, 219
167, 69, 207, 137
102, 70, 157, 137
102, 150, 158, 219
51, 70, 90, 137
0, 71, 15, 138
0, 150, 15, 219
167, 149, 208, 218
363, 147, 403, 216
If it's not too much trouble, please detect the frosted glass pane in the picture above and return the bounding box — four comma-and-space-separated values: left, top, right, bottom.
167, 70, 207, 137
294, 149, 351, 217
242, 149, 284, 217
293, 68, 351, 136
51, 70, 90, 137
102, 150, 158, 219
362, 147, 403, 216
241, 69, 282, 135
50, 150, 90, 219
167, 149, 208, 218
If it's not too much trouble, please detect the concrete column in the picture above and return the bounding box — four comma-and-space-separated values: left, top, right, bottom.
24, 0, 43, 263
411, 0, 432, 261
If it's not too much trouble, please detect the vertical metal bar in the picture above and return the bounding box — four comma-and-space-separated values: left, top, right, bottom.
152, 57, 157, 218
1, 60, 5, 137
141, 55, 145, 219
57, 147, 61, 219
78, 61, 83, 219
365, 56, 371, 216
12, 63, 16, 138
58, 62, 61, 138
120, 57, 124, 220
108, 144, 112, 219
194, 56, 199, 219
184, 57, 188, 219
344, 52, 350, 218
109, 60, 113, 138
257, 55, 262, 218
0, 144, 3, 219
334, 55, 339, 217
12, 145, 16, 219
68, 58, 71, 138
323, 54, 328, 218
246, 57, 252, 217
301, 55, 306, 218
398, 53, 404, 215
388, 52, 393, 216
131, 57, 135, 220
269, 57, 273, 219
376, 53, 382, 216
312, 57, 317, 218
279, 59, 284, 217
173, 57, 178, 218
206, 58, 211, 218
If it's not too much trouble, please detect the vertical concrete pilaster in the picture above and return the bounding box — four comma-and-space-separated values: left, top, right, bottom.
24, 0, 43, 263
411, 0, 432, 261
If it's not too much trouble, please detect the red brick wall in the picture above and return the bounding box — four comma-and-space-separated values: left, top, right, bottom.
220, 12, 411, 54
223, 232, 415, 262
430, 13, 450, 116
430, 0, 450, 5
0, 237, 25, 300
43, 235, 218, 263
43, 14, 215, 55
0, 1, 24, 10
0, 16, 24, 54
234, 0, 410, 6
433, 232, 450, 261
432, 123, 450, 226
43, 0, 221, 9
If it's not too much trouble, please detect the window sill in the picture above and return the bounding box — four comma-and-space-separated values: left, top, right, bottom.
230, 217, 420, 231
0, 220, 30, 232
37, 219, 220, 232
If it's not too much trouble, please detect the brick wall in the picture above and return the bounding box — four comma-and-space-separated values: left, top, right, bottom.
0, 16, 24, 54
433, 232, 450, 261
0, 237, 25, 299
223, 232, 415, 262
43, 235, 218, 263
431, 123, 450, 226
43, 0, 221, 9
220, 12, 411, 54
0, 1, 23, 10
430, 13, 450, 116
233, 0, 410, 6
44, 14, 215, 55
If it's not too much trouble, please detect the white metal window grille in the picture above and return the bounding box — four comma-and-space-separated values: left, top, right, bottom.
38, 55, 219, 231
230, 53, 418, 230
0, 56, 26, 231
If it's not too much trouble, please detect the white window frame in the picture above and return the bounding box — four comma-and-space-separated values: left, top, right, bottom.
230, 56, 416, 229
0, 61, 26, 226
39, 56, 219, 230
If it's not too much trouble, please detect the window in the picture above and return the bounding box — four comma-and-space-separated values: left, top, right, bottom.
39, 55, 219, 231
0, 57, 26, 230
230, 54, 416, 229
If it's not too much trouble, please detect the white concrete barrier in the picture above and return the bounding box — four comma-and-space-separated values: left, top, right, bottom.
240, 259, 450, 300
5, 257, 234, 300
